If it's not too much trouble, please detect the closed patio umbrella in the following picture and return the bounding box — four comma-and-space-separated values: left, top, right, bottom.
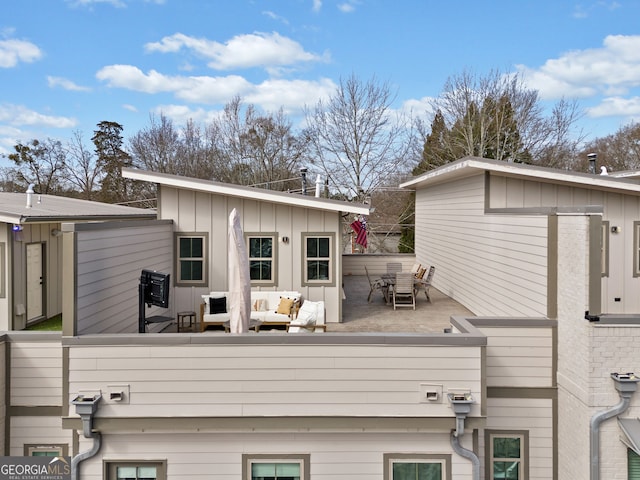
228, 208, 250, 333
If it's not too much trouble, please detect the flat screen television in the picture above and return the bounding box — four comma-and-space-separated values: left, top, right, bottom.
140, 269, 170, 308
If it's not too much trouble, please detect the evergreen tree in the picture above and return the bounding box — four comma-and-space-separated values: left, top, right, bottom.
92, 121, 132, 203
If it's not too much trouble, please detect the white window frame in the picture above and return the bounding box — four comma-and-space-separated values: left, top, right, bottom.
301, 233, 335, 287
383, 453, 451, 480
486, 430, 528, 480
246, 233, 277, 286
175, 233, 208, 287
104, 460, 166, 480
242, 454, 310, 480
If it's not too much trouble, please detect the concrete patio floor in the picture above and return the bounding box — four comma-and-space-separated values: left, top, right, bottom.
328, 275, 474, 333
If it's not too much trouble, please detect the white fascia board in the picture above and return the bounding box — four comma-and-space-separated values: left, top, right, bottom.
123, 168, 370, 215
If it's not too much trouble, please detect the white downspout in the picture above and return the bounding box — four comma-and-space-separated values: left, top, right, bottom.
590, 372, 638, 480
448, 393, 480, 480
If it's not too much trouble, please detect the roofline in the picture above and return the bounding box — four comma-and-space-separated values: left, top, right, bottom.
122, 168, 370, 215
0, 213, 156, 225
399, 156, 640, 194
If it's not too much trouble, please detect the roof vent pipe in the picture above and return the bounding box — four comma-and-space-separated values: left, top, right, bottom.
588, 153, 597, 174
590, 372, 639, 480
300, 168, 308, 196
26, 184, 35, 208
448, 393, 480, 480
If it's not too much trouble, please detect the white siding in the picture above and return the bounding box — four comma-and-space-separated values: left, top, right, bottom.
484, 398, 554, 480
67, 342, 483, 418
11, 339, 62, 406
74, 222, 173, 334
478, 326, 554, 388
414, 174, 548, 317
77, 431, 474, 480
342, 254, 417, 276
10, 416, 72, 456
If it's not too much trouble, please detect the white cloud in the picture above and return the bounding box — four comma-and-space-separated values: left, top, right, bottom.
66, 0, 126, 8
338, 1, 359, 13
587, 96, 640, 118
0, 104, 76, 128
144, 32, 326, 70
263, 10, 289, 25
47, 76, 91, 92
312, 0, 322, 13
122, 104, 138, 112
96, 64, 337, 114
517, 34, 640, 100
0, 39, 43, 68
151, 104, 219, 125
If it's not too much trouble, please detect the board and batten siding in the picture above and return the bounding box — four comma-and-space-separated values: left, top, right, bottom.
76, 431, 472, 480
159, 186, 343, 322
489, 174, 640, 314
67, 342, 482, 418
414, 174, 548, 317
66, 221, 174, 335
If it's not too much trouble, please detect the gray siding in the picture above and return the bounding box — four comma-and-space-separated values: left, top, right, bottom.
414, 174, 548, 317
71, 221, 173, 334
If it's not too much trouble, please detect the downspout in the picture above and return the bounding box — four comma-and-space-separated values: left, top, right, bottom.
590, 373, 639, 480
70, 394, 103, 480
448, 393, 480, 480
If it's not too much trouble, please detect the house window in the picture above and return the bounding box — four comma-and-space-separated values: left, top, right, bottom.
383, 454, 451, 480
487, 431, 527, 480
628, 448, 640, 479
247, 234, 277, 286
242, 454, 310, 480
175, 233, 207, 286
634, 222, 640, 277
105, 461, 166, 480
302, 233, 335, 286
25, 444, 68, 456
601, 221, 609, 277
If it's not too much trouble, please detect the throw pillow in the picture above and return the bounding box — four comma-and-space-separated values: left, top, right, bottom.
210, 296, 227, 314
276, 297, 295, 315
257, 299, 267, 311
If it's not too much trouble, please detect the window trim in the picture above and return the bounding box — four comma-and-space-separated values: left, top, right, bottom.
634, 221, 640, 278
0, 242, 5, 298
383, 453, 452, 480
601, 220, 609, 277
24, 444, 68, 456
242, 454, 310, 480
174, 232, 208, 287
104, 460, 166, 480
301, 232, 335, 287
246, 232, 278, 287
485, 430, 528, 480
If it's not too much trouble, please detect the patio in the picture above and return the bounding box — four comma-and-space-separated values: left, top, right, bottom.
330, 274, 474, 333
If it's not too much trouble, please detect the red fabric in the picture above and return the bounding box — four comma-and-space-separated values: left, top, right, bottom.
350, 220, 368, 248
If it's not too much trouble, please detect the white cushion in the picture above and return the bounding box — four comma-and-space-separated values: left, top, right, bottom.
296, 301, 320, 325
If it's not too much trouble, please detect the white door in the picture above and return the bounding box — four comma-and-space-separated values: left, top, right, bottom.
26, 243, 44, 321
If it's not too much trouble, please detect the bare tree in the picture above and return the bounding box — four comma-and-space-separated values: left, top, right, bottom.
578, 122, 640, 173
305, 74, 412, 201
65, 131, 102, 200
5, 138, 67, 193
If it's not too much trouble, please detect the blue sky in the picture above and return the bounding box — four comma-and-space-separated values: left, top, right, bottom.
2, 0, 640, 159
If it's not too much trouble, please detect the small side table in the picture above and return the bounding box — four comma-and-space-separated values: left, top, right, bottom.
177, 311, 196, 332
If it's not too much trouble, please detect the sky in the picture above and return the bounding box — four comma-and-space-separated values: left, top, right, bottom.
2, 0, 640, 162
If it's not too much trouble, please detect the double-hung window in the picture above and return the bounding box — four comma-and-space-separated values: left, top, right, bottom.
247, 233, 277, 286
384, 454, 451, 480
486, 431, 528, 480
302, 233, 335, 286
175, 233, 207, 286
243, 454, 309, 480
105, 461, 166, 480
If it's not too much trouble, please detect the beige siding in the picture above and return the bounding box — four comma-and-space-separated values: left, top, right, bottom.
414, 174, 548, 317
478, 326, 554, 388
0, 339, 5, 454
10, 416, 72, 456
11, 339, 63, 406
68, 342, 483, 418
490, 174, 640, 314
484, 398, 554, 480
77, 431, 474, 480
73, 222, 173, 334
342, 254, 417, 276
162, 187, 345, 322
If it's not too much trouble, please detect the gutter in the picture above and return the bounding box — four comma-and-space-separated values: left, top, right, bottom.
590, 373, 639, 480
448, 393, 480, 480
70, 394, 103, 480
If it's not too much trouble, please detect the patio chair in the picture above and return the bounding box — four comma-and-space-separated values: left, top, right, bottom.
387, 262, 403, 275
410, 262, 422, 275
393, 272, 416, 310
415, 266, 435, 302
365, 266, 384, 303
